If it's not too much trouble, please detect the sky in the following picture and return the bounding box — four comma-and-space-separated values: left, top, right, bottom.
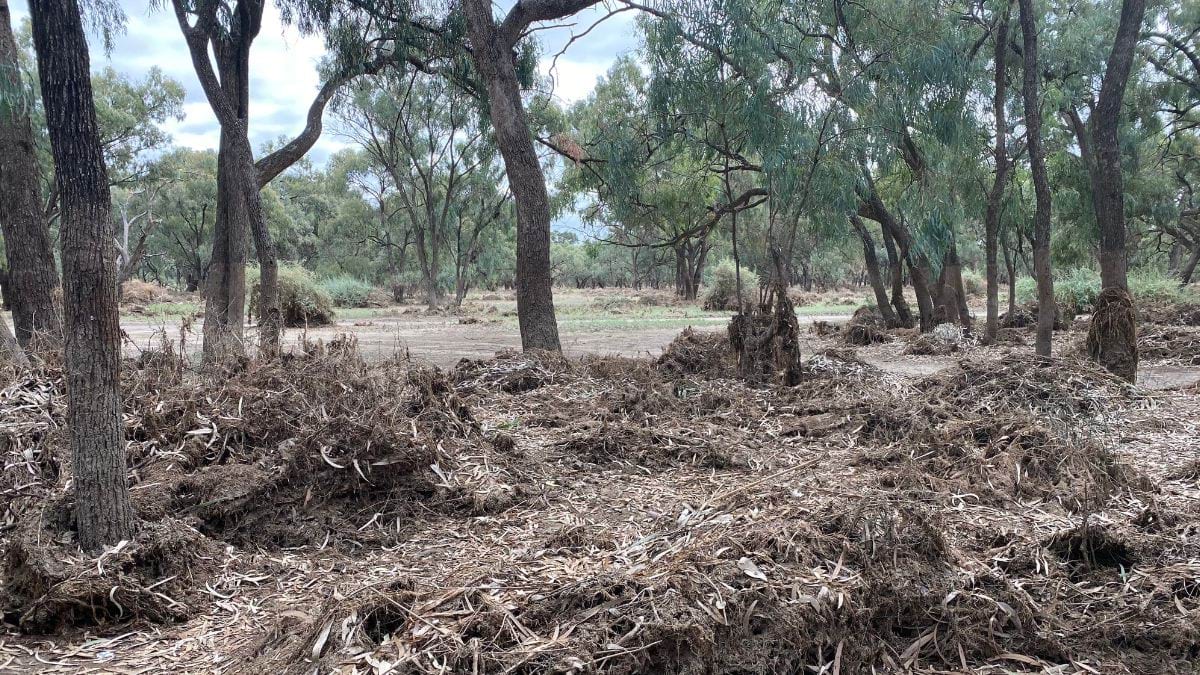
7, 0, 640, 167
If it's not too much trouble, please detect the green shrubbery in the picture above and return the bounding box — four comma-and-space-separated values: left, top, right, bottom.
703, 258, 759, 311
1015, 267, 1198, 313
959, 268, 984, 297
319, 275, 376, 308
248, 264, 335, 327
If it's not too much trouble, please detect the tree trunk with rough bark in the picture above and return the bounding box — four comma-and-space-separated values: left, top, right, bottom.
1018, 0, 1055, 357
1089, 0, 1146, 291
463, 0, 562, 352
944, 239, 972, 329
1084, 0, 1146, 381
29, 0, 134, 552
880, 227, 914, 328
201, 130, 249, 363
984, 2, 1012, 343
0, 0, 61, 350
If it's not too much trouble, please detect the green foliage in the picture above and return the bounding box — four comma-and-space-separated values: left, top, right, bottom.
960, 268, 984, 298
1016, 268, 1198, 313
319, 275, 376, 308
1016, 268, 1100, 313
247, 264, 335, 327
1128, 269, 1200, 305
703, 258, 758, 311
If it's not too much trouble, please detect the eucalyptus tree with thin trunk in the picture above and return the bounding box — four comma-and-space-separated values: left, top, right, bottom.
28, 0, 134, 552
166, 0, 395, 361
0, 0, 61, 351
460, 0, 602, 352
1017, 0, 1055, 357
983, 0, 1012, 344
1088, 0, 1147, 292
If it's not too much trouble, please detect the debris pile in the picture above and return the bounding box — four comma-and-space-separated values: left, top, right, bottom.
1, 327, 1197, 674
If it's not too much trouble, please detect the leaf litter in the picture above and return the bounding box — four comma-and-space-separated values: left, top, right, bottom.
0, 327, 1198, 674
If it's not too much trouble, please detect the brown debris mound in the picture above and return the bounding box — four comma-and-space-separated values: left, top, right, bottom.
1138, 325, 1200, 364
1001, 301, 1071, 330
452, 348, 571, 394
655, 326, 737, 379
1139, 298, 1200, 326
1087, 287, 1140, 382
843, 306, 891, 345
4, 328, 1198, 673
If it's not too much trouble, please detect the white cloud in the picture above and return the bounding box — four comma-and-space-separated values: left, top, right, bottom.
8, 0, 638, 166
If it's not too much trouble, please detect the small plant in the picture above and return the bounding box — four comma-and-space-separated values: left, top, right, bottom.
319, 275, 376, 308
703, 258, 759, 311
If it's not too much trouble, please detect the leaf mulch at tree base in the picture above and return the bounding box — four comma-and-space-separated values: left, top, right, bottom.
2, 330, 1199, 674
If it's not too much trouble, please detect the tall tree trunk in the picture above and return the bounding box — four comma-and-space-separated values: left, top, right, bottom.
944, 238, 972, 328
170, 0, 282, 357
0, 0, 61, 350
1181, 245, 1200, 285
850, 215, 899, 326
1018, 0, 1055, 357
463, 0, 561, 352
29, 0, 134, 552
1089, 0, 1147, 291
1082, 0, 1146, 382
984, 1, 1012, 343
858, 190, 935, 330
880, 226, 914, 327
1003, 236, 1018, 316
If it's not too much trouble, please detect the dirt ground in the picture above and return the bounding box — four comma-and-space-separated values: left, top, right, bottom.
3, 292, 1200, 674
120, 310, 1200, 390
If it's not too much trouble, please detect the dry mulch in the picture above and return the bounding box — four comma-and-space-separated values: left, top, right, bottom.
1, 330, 1198, 674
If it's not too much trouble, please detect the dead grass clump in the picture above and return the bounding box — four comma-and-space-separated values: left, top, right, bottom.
926, 417, 1133, 510
120, 280, 171, 309
903, 331, 962, 356
0, 370, 65, 527
2, 505, 220, 633
843, 306, 891, 345
451, 349, 571, 394
656, 327, 736, 379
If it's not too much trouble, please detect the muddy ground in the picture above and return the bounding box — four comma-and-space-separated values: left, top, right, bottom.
2, 297, 1200, 674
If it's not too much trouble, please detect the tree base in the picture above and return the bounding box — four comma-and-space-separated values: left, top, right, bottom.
1086, 287, 1139, 383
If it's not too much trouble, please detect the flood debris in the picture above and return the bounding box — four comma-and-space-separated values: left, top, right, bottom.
2, 329, 1198, 674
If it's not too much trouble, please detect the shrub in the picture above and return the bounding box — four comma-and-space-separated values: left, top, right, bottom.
703, 258, 759, 311
1016, 268, 1100, 314
319, 275, 376, 308
1016, 268, 1200, 314
247, 264, 334, 327
1129, 269, 1197, 304
959, 268, 985, 297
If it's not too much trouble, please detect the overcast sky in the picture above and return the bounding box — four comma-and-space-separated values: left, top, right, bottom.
8, 1, 638, 166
